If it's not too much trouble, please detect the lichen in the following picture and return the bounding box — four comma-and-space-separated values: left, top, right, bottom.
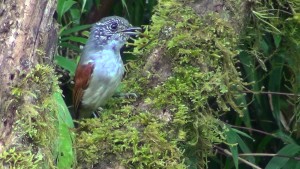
76, 0, 244, 168
1, 64, 61, 168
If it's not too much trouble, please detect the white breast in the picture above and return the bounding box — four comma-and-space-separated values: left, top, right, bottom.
81, 50, 124, 112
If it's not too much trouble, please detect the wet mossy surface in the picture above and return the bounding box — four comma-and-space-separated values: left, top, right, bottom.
0, 65, 61, 169
76, 0, 244, 168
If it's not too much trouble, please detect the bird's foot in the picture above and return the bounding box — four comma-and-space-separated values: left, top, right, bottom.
92, 112, 100, 118
92, 107, 103, 118
114, 92, 138, 99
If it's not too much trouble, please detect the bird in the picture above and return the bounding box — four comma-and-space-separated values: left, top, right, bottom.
73, 16, 141, 119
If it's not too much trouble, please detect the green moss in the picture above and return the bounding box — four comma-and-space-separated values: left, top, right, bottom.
76, 0, 244, 168
1, 64, 61, 168
0, 148, 42, 169
76, 106, 185, 168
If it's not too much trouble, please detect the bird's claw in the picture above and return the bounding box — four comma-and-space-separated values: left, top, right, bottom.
114, 92, 138, 99
92, 112, 100, 118
92, 107, 103, 118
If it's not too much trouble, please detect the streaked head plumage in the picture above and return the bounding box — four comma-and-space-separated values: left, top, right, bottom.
89, 16, 140, 48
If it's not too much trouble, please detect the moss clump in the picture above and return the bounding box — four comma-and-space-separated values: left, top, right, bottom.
0, 148, 42, 169
1, 64, 61, 168
77, 105, 185, 168
76, 0, 244, 168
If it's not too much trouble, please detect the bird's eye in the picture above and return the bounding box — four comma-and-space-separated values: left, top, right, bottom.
110, 22, 118, 30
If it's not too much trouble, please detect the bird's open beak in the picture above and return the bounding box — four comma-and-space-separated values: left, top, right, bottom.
121, 27, 142, 36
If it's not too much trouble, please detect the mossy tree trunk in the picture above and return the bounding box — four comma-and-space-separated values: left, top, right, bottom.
76, 0, 247, 168
0, 0, 57, 155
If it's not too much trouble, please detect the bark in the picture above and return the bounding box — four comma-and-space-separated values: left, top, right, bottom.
0, 0, 57, 153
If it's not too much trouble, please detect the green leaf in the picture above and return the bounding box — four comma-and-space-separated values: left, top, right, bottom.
60, 36, 88, 44
234, 93, 252, 129
57, 0, 65, 22
121, 0, 130, 16
273, 34, 281, 48
54, 55, 77, 76
265, 144, 300, 169
282, 159, 300, 169
231, 128, 254, 141
274, 130, 296, 144
58, 22, 72, 35
59, 42, 81, 52
133, 0, 144, 25
53, 92, 75, 169
54, 92, 74, 130
259, 37, 269, 55
256, 135, 273, 153
70, 8, 81, 24
60, 24, 91, 36
269, 54, 284, 127
238, 51, 258, 90
81, 0, 87, 13
236, 136, 255, 164
226, 127, 239, 169
57, 0, 77, 23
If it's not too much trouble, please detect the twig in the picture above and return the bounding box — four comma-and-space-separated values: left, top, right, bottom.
228, 124, 276, 138
214, 146, 262, 169
242, 90, 300, 97
239, 153, 300, 161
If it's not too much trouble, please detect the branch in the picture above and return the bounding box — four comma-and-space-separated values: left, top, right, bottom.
214, 145, 262, 169
242, 90, 300, 97
239, 153, 300, 161
228, 124, 276, 138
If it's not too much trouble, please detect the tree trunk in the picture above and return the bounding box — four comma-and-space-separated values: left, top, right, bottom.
0, 0, 57, 159
76, 0, 246, 168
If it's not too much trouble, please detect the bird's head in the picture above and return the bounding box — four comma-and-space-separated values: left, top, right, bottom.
88, 16, 141, 51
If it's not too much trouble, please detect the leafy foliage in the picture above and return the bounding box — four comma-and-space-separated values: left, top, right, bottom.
212, 0, 300, 168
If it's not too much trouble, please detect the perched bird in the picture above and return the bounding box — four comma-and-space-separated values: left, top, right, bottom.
73, 16, 140, 119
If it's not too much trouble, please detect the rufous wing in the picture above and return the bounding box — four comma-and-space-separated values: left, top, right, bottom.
73, 62, 94, 118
